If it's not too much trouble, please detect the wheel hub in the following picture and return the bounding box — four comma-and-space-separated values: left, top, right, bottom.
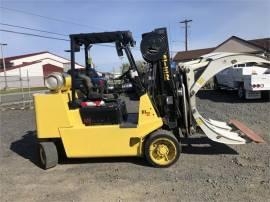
157, 144, 169, 156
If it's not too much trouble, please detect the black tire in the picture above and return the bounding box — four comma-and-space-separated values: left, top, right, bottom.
262, 91, 270, 101
38, 142, 58, 169
238, 84, 246, 99
144, 130, 181, 168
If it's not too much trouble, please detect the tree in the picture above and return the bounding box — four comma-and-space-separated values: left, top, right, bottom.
120, 61, 147, 74
120, 63, 130, 74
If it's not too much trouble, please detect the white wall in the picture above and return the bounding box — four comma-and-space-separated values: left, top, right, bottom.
0, 62, 44, 77
0, 62, 45, 89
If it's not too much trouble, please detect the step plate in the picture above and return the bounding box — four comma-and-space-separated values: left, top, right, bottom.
229, 119, 265, 143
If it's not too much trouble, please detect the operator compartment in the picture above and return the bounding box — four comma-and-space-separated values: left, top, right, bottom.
72, 68, 128, 126
67, 31, 142, 127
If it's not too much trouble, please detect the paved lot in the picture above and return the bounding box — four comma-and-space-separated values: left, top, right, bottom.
0, 90, 269, 202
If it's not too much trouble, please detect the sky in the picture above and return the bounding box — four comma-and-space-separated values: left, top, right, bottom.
0, 0, 270, 72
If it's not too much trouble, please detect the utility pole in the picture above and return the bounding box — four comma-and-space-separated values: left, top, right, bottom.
180, 19, 192, 51
0, 43, 8, 90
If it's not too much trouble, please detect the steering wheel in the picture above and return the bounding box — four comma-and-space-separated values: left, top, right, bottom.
117, 69, 131, 80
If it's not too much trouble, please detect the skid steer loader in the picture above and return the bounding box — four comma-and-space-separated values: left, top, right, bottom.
34, 28, 267, 169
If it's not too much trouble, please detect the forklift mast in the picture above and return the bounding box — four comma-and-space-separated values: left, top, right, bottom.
140, 28, 181, 129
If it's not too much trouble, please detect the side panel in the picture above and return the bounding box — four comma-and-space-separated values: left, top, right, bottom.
60, 94, 163, 157
60, 126, 141, 157
34, 92, 72, 138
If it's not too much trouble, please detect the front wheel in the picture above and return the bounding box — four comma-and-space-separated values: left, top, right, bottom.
38, 142, 58, 169
144, 130, 181, 168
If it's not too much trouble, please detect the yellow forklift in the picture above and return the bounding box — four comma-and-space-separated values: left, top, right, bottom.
34, 28, 266, 169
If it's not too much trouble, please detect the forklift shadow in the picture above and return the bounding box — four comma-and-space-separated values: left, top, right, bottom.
197, 90, 269, 103
10, 130, 149, 167
181, 136, 238, 155
10, 131, 238, 169
10, 130, 40, 167
60, 156, 148, 167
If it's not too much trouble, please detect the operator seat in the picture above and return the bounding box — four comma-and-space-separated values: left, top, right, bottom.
77, 73, 102, 100
75, 70, 120, 102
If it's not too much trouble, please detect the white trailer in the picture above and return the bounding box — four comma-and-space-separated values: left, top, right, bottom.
214, 54, 270, 99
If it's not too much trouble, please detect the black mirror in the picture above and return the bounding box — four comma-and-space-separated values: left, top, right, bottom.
116, 41, 124, 57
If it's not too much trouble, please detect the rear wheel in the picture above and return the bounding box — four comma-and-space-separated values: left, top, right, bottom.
38, 142, 58, 169
144, 130, 181, 168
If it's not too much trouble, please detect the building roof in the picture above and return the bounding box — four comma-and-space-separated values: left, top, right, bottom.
173, 47, 214, 61
173, 36, 270, 61
214, 36, 266, 51
4, 51, 48, 63
249, 38, 270, 51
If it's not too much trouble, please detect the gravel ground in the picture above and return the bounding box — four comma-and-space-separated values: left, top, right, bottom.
0, 90, 269, 202
0, 90, 47, 104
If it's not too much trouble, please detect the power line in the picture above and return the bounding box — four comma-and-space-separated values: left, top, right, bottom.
0, 29, 70, 41
0, 22, 68, 37
0, 29, 112, 47
0, 28, 140, 50
0, 6, 105, 31
0, 23, 115, 47
0, 6, 141, 40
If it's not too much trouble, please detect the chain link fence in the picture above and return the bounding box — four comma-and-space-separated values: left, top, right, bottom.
0, 69, 46, 109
